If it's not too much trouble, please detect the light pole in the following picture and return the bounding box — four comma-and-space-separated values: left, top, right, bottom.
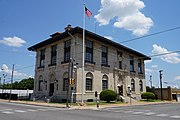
159, 70, 163, 101
149, 75, 152, 88
2, 74, 7, 94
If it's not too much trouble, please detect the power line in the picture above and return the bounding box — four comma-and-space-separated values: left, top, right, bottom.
120, 26, 180, 43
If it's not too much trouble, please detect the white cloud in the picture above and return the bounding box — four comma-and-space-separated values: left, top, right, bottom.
174, 76, 180, 81
1, 64, 27, 77
0, 36, 26, 47
152, 44, 180, 64
104, 36, 113, 40
95, 0, 153, 36
144, 60, 152, 64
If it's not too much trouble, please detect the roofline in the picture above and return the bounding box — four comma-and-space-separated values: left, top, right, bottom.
28, 26, 151, 60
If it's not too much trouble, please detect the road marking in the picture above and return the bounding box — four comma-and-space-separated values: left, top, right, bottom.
132, 111, 144, 114
2, 111, 14, 114
170, 116, 180, 119
37, 109, 49, 111
14, 110, 26, 113
123, 111, 134, 113
144, 112, 155, 115
26, 109, 37, 112
156, 114, 169, 117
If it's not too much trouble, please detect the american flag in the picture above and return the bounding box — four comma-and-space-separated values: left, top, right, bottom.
85, 6, 92, 18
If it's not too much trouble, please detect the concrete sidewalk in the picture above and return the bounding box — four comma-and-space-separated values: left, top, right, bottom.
0, 99, 177, 109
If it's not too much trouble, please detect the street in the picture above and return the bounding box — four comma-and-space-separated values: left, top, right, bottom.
0, 102, 180, 120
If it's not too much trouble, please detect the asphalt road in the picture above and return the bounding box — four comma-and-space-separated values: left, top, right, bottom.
0, 102, 180, 120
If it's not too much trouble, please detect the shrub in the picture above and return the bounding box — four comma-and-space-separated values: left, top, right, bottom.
100, 89, 117, 103
141, 92, 155, 102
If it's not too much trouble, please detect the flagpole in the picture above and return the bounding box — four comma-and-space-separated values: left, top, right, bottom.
81, 4, 85, 105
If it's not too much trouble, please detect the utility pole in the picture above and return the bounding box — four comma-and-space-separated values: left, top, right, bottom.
66, 58, 73, 108
2, 73, 7, 94
159, 70, 163, 101
0, 77, 1, 91
149, 75, 152, 88
9, 64, 14, 102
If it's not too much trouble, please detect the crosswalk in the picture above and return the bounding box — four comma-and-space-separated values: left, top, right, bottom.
0, 108, 70, 115
96, 108, 180, 119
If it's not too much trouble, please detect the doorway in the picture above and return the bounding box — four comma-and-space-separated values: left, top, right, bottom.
49, 83, 54, 96
118, 85, 123, 95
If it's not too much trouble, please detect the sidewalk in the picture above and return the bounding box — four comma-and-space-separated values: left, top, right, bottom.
0, 99, 177, 110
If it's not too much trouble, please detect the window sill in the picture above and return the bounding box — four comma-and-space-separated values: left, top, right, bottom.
61, 61, 69, 64
38, 66, 44, 69
85, 60, 96, 65
101, 64, 110, 67
85, 91, 94, 93
130, 71, 136, 73
48, 63, 56, 67
138, 72, 143, 74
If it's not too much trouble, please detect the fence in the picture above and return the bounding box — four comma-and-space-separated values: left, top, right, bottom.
0, 89, 33, 100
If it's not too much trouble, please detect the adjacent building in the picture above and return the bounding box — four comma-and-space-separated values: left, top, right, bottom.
28, 25, 151, 102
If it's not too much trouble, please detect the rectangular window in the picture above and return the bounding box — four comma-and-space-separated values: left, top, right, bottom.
56, 84, 58, 91
38, 80, 43, 91
130, 56, 134, 72
85, 40, 93, 63
117, 51, 122, 57
102, 80, 108, 90
119, 61, 122, 69
86, 78, 92, 91
39, 49, 45, 67
63, 78, 69, 91
102, 46, 108, 65
51, 45, 57, 65
138, 59, 142, 73
64, 40, 71, 62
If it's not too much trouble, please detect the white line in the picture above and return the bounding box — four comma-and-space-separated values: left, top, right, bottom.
156, 114, 169, 117
170, 116, 180, 119
37, 109, 49, 111
132, 111, 144, 114
26, 109, 37, 112
123, 111, 134, 113
2, 111, 14, 114
144, 112, 155, 115
14, 110, 26, 113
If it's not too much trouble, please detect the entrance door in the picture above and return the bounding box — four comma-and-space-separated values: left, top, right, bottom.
49, 83, 54, 96
118, 85, 123, 95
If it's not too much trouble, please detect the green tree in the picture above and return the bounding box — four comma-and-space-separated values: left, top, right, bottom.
141, 92, 155, 102
18, 78, 34, 90
100, 89, 117, 103
3, 77, 34, 90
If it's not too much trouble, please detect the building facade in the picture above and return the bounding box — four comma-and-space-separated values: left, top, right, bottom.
28, 25, 151, 102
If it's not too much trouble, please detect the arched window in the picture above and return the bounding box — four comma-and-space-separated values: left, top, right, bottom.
131, 79, 135, 91
63, 72, 68, 91
38, 76, 43, 91
139, 80, 143, 92
102, 75, 108, 90
86, 72, 93, 91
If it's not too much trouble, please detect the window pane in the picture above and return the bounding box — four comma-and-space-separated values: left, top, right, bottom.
102, 46, 107, 53
40, 49, 45, 67
51, 45, 57, 65
64, 40, 71, 62
63, 78, 68, 91
130, 56, 134, 71
139, 80, 143, 91
86, 78, 92, 91
102, 80, 108, 90
86, 40, 93, 48
131, 79, 135, 91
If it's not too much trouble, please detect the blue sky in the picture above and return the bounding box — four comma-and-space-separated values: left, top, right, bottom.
0, 0, 180, 88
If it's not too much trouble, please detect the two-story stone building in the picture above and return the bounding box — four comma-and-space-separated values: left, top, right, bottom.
28, 25, 151, 102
